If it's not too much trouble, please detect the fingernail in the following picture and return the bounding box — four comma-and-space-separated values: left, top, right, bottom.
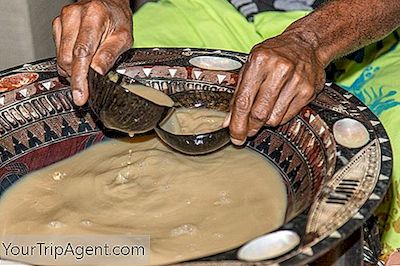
223, 112, 231, 128
248, 129, 258, 137
231, 138, 245, 146
72, 90, 83, 102
92, 64, 105, 75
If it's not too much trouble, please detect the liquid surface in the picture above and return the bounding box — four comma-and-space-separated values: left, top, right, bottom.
160, 108, 227, 135
123, 83, 174, 107
0, 136, 287, 265
108, 72, 174, 107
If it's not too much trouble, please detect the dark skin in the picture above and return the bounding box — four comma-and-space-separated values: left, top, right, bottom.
52, 0, 132, 105
53, 0, 400, 145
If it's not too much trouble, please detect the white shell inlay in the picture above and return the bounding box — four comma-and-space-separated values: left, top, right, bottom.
168, 68, 177, 77
189, 56, 242, 71
379, 138, 389, 143
369, 193, 380, 200
333, 118, 370, 148
353, 212, 364, 220
217, 74, 226, 84
330, 231, 342, 238
143, 68, 152, 77
19, 88, 28, 97
42, 81, 53, 90
237, 230, 300, 262
302, 247, 314, 256
116, 68, 126, 75
194, 70, 202, 79
379, 174, 389, 180
370, 120, 380, 126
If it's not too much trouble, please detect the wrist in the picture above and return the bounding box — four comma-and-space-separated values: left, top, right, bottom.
282, 24, 334, 67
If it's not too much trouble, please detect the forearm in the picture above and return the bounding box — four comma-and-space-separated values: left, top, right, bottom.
283, 0, 400, 66
107, 0, 129, 4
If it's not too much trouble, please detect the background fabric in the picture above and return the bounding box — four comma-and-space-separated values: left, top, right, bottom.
133, 0, 400, 259
227, 0, 327, 21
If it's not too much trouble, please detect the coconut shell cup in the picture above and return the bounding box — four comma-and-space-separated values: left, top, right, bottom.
155, 90, 232, 155
88, 68, 170, 135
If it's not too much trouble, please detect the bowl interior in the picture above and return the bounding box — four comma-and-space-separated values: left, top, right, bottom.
88, 68, 171, 135
153, 90, 231, 155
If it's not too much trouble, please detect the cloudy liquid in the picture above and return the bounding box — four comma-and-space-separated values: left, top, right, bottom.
160, 108, 227, 135
0, 136, 287, 265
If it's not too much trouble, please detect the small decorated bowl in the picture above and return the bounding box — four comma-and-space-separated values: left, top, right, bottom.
88, 68, 174, 136
155, 90, 232, 155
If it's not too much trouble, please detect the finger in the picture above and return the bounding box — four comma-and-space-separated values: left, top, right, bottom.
52, 17, 68, 77
52, 17, 61, 59
265, 78, 299, 127
91, 29, 133, 75
70, 12, 106, 106
223, 112, 231, 128
58, 5, 82, 76
229, 51, 268, 145
281, 85, 315, 124
246, 66, 292, 137
222, 67, 245, 128
57, 65, 69, 78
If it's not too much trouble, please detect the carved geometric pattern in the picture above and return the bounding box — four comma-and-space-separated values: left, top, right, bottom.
306, 139, 381, 241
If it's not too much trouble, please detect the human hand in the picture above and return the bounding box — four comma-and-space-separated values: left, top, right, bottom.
52, 0, 133, 106
224, 31, 326, 145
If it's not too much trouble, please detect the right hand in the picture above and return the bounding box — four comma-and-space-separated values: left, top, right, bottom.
52, 0, 133, 106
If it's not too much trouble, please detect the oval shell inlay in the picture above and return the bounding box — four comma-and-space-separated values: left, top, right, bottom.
237, 230, 300, 261
333, 118, 370, 148
189, 56, 242, 71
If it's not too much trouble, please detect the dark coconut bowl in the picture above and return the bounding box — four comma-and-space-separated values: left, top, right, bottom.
155, 90, 231, 155
88, 68, 171, 135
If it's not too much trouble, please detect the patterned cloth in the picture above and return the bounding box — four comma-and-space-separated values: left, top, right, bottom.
228, 0, 326, 20
334, 30, 400, 262
133, 0, 400, 260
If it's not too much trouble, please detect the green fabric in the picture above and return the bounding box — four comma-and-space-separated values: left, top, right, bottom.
134, 0, 256, 52
133, 0, 307, 52
133, 0, 400, 259
334, 33, 400, 260
253, 10, 310, 39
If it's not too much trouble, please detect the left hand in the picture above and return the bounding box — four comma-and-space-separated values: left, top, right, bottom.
224, 31, 326, 145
